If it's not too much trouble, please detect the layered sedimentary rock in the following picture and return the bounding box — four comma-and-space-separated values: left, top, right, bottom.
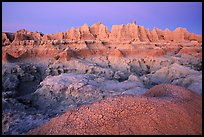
64, 27, 81, 40
90, 22, 109, 41
2, 22, 202, 135
3, 22, 201, 46
53, 32, 64, 40
12, 29, 43, 43
109, 23, 140, 42
77, 24, 96, 40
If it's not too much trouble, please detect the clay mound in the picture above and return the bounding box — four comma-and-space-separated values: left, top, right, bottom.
143, 48, 166, 57
76, 48, 95, 58
123, 48, 165, 58
27, 84, 202, 135
109, 49, 124, 57
178, 47, 202, 58
143, 84, 200, 100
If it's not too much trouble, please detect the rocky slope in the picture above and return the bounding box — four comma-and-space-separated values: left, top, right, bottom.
2, 22, 202, 135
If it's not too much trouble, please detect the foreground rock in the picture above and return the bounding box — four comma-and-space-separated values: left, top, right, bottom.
27, 84, 202, 135
141, 63, 202, 94
30, 73, 147, 116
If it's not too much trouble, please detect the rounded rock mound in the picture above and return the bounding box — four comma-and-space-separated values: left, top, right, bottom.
26, 84, 202, 135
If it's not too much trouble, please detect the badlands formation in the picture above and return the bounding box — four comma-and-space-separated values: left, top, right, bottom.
2, 22, 202, 135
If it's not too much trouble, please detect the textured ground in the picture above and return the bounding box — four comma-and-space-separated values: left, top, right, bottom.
27, 84, 202, 135
2, 23, 202, 135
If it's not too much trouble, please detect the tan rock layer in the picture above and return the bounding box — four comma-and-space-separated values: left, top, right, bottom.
3, 40, 202, 64
2, 22, 202, 46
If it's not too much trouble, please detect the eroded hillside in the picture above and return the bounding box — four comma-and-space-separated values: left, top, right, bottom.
2, 22, 202, 135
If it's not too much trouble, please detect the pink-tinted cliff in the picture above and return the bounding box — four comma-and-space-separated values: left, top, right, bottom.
2, 21, 202, 46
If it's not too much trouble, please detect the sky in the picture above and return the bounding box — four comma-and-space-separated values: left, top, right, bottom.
2, 2, 202, 35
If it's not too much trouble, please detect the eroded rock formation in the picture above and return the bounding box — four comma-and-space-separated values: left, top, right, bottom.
2, 22, 202, 135
2, 22, 202, 46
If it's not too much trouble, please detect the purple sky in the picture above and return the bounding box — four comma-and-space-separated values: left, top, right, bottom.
2, 2, 202, 35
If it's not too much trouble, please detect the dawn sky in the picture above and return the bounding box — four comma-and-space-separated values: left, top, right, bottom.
2, 2, 202, 35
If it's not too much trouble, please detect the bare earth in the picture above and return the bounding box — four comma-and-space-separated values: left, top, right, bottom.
27, 84, 202, 135
2, 22, 202, 135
